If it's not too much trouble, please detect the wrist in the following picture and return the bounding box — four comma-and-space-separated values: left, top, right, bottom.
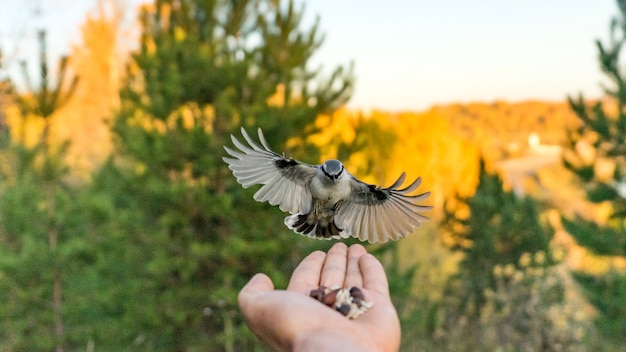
293, 327, 377, 352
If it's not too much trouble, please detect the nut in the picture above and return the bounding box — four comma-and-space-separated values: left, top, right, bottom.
349, 286, 364, 300
337, 303, 351, 316
309, 288, 325, 302
322, 289, 338, 306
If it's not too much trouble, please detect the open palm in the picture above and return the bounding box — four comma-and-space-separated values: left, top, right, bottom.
238, 243, 401, 352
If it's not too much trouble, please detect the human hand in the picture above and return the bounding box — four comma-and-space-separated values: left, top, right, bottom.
238, 242, 401, 352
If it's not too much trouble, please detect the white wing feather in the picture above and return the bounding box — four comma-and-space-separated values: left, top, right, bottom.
223, 128, 316, 214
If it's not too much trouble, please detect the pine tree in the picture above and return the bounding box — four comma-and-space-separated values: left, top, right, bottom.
434, 162, 588, 350
95, 0, 353, 349
442, 161, 552, 317
0, 30, 78, 351
562, 0, 626, 341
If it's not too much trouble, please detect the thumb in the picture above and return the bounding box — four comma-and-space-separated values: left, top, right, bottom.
238, 273, 274, 309
243, 273, 274, 292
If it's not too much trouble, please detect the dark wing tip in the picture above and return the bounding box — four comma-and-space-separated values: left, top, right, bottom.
368, 185, 390, 201
275, 158, 299, 169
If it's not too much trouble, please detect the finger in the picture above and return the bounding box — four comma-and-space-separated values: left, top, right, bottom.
320, 242, 349, 288
287, 250, 326, 292
238, 273, 274, 312
344, 244, 367, 288
359, 253, 390, 297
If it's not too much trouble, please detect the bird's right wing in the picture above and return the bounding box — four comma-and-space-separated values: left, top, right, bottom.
223, 127, 316, 214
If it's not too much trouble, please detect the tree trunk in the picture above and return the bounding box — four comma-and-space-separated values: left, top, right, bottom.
43, 118, 64, 352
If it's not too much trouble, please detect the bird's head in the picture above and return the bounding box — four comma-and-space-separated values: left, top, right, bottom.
321, 159, 345, 183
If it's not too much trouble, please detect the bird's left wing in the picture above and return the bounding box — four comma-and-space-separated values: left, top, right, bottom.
334, 173, 432, 243
223, 127, 317, 214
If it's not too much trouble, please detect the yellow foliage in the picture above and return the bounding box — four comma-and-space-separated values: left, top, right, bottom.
125, 102, 214, 135
174, 26, 186, 42
128, 109, 166, 133
146, 37, 157, 55
172, 102, 214, 132
266, 84, 285, 108
5, 104, 45, 147
266, 83, 308, 109
307, 107, 360, 162
159, 2, 171, 30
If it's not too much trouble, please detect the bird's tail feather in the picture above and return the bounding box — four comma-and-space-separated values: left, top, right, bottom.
284, 213, 344, 240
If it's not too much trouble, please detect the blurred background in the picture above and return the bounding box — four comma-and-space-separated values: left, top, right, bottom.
0, 0, 625, 350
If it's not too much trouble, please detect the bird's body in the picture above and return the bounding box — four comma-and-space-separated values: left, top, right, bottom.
223, 127, 432, 243
287, 164, 352, 239
310, 169, 350, 204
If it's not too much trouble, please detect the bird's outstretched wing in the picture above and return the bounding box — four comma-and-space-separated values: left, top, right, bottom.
334, 173, 432, 243
223, 127, 317, 214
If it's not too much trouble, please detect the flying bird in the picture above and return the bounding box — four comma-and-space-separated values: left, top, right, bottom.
222, 127, 432, 243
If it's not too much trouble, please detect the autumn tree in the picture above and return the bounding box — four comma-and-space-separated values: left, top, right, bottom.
562, 0, 626, 342
60, 0, 127, 173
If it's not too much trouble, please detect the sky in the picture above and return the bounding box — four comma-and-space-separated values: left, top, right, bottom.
0, 0, 619, 111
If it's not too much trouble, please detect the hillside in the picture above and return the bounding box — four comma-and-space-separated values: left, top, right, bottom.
432, 100, 581, 161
